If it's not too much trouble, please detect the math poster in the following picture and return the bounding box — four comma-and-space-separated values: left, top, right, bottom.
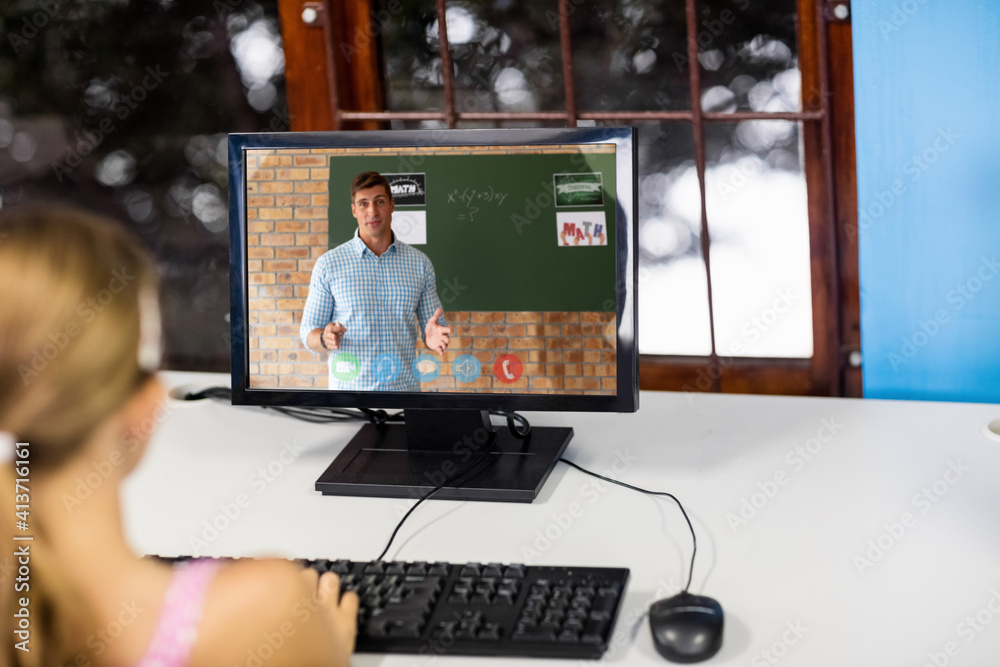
556, 211, 607, 247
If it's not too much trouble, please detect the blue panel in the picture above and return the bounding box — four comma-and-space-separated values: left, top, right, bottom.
853, 0, 1000, 402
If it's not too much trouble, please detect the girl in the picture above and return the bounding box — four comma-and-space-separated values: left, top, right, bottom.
0, 206, 358, 667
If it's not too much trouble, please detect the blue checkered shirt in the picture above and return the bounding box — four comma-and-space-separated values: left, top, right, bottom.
299, 231, 445, 391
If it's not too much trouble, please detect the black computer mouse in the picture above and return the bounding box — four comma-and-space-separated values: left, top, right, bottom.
648, 592, 724, 663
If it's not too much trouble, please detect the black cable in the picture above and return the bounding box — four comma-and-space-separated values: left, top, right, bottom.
558, 457, 698, 595
183, 386, 233, 401
181, 389, 534, 563
376, 430, 499, 562
502, 411, 531, 439
360, 407, 389, 424
179, 386, 398, 424
183, 388, 526, 434
377, 411, 531, 560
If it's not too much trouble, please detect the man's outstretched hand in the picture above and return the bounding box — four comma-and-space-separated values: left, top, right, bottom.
424, 307, 452, 355
322, 322, 347, 350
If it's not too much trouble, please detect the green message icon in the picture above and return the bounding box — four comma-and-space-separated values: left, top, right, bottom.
330, 352, 361, 382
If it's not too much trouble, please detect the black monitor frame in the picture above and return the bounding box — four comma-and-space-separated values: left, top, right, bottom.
228, 127, 638, 502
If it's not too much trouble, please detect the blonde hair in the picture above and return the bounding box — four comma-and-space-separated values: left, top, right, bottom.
0, 205, 158, 667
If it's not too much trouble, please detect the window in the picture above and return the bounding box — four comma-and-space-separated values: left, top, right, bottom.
1, 1, 289, 371
278, 0, 860, 396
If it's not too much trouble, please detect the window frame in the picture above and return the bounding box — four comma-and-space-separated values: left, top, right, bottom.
276, 0, 861, 397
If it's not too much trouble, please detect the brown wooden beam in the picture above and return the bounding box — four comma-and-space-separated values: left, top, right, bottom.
827, 3, 862, 397
278, 0, 386, 131
278, 0, 336, 130
640, 357, 815, 396
329, 0, 386, 130
795, 0, 841, 396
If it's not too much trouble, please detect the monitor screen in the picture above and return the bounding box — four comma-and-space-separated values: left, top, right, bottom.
228, 127, 638, 502
229, 127, 637, 413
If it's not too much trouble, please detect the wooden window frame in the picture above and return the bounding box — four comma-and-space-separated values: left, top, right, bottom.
277, 0, 861, 397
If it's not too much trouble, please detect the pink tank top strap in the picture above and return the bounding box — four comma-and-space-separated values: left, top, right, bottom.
133, 558, 224, 667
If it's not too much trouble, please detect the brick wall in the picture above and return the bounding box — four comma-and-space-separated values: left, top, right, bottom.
410, 310, 617, 394
244, 146, 617, 395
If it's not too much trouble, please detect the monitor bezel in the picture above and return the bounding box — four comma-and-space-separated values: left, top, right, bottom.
228, 127, 638, 412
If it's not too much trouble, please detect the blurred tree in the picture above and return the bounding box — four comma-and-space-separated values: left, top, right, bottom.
0, 0, 288, 370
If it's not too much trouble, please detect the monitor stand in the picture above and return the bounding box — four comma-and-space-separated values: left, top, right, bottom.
315, 409, 572, 503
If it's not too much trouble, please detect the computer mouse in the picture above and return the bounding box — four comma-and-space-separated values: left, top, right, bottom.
648, 592, 724, 663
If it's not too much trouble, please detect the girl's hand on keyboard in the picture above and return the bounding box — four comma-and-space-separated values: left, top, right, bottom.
302, 568, 360, 661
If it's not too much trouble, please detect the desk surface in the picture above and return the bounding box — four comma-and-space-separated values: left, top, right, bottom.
123, 372, 1000, 666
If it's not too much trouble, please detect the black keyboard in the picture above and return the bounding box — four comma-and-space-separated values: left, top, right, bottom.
309, 559, 629, 659
155, 556, 629, 659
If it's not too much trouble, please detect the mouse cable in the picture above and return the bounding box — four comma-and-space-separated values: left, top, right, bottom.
375, 411, 532, 560
558, 457, 697, 595
376, 430, 500, 562
179, 390, 530, 559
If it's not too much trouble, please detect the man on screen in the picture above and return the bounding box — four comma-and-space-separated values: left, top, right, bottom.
300, 171, 451, 391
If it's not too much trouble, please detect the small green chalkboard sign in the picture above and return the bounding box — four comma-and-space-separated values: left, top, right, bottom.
553, 172, 604, 207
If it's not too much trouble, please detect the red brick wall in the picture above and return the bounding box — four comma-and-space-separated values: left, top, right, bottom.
244, 146, 617, 395
415, 310, 617, 394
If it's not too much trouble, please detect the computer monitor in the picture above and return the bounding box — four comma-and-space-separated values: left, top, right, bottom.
228, 127, 637, 503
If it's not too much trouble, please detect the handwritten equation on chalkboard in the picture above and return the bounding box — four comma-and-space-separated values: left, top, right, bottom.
446, 186, 509, 222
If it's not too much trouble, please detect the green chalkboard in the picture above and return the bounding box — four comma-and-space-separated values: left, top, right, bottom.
326, 152, 617, 311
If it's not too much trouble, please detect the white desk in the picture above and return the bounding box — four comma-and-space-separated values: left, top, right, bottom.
123, 371, 1000, 666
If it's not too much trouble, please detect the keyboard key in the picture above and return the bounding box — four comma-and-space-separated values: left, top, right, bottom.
528, 586, 549, 601
593, 592, 618, 616
428, 562, 451, 576
459, 563, 482, 577
503, 564, 527, 578
522, 599, 545, 617
513, 624, 557, 642
405, 562, 429, 576
548, 597, 570, 612
496, 588, 518, 605
518, 612, 540, 628
386, 618, 424, 638
482, 563, 504, 578
582, 617, 610, 644
552, 584, 573, 597
558, 628, 581, 643
329, 559, 352, 575
541, 618, 563, 632
478, 622, 502, 640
